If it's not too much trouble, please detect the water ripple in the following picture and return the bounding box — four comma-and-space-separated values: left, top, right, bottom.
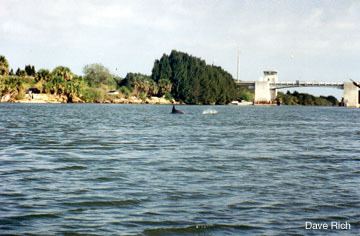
0, 104, 359, 235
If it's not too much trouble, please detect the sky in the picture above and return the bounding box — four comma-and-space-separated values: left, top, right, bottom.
1, 0, 360, 97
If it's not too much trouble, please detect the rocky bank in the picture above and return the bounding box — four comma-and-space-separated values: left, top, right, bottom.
1, 93, 177, 104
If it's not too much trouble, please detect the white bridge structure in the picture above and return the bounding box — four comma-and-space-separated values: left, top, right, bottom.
236, 71, 360, 107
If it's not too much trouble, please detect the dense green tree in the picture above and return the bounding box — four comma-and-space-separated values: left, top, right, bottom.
25, 65, 36, 76
0, 55, 9, 76
15, 68, 26, 77
322, 95, 339, 106
83, 63, 116, 88
35, 69, 51, 82
151, 60, 161, 82
277, 91, 338, 106
151, 50, 237, 104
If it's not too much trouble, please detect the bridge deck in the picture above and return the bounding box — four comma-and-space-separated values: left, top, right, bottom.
235, 80, 344, 89
235, 81, 255, 86
271, 82, 344, 89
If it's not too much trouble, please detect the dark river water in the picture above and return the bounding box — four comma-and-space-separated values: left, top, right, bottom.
0, 104, 359, 235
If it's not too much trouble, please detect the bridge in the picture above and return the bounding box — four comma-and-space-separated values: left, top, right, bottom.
235, 71, 359, 108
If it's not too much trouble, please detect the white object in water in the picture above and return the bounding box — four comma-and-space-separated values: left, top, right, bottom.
202, 109, 218, 115
229, 100, 253, 106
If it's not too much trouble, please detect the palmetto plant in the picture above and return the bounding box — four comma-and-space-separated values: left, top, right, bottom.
65, 78, 81, 99
36, 69, 51, 82
52, 66, 74, 81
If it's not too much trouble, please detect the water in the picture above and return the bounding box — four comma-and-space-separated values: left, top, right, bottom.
0, 104, 359, 235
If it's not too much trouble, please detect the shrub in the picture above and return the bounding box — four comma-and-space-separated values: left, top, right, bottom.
164, 92, 173, 101
119, 86, 131, 98
81, 87, 106, 103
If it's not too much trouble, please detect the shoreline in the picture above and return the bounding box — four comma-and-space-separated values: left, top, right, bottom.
1, 93, 179, 105
1, 93, 348, 107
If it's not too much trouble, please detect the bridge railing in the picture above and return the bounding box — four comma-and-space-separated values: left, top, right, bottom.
270, 81, 344, 89
234, 79, 345, 89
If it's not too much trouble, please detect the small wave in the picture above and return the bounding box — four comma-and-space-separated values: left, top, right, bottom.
0, 192, 25, 197
143, 224, 260, 235
64, 199, 141, 207
202, 109, 218, 115
59, 231, 88, 236
6, 213, 60, 221
56, 165, 87, 171
52, 157, 84, 163
93, 176, 115, 182
0, 128, 8, 133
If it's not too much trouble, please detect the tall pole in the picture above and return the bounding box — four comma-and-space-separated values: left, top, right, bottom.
236, 48, 240, 82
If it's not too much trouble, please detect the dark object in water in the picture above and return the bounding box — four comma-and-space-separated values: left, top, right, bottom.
171, 105, 184, 114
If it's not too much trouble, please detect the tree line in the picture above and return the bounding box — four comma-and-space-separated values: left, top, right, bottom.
0, 54, 124, 102
1, 50, 247, 104
277, 91, 339, 106
1, 51, 339, 105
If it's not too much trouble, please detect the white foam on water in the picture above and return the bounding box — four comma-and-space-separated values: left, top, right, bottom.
202, 109, 218, 115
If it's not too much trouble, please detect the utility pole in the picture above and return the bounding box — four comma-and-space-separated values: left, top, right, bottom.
236, 48, 240, 82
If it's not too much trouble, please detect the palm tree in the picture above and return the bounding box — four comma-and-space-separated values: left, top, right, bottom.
49, 75, 65, 95
36, 69, 51, 82
52, 66, 74, 81
65, 79, 81, 102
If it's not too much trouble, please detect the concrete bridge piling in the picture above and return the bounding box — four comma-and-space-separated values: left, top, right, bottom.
343, 82, 359, 108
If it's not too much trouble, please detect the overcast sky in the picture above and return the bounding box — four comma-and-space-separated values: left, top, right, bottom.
1, 0, 359, 96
